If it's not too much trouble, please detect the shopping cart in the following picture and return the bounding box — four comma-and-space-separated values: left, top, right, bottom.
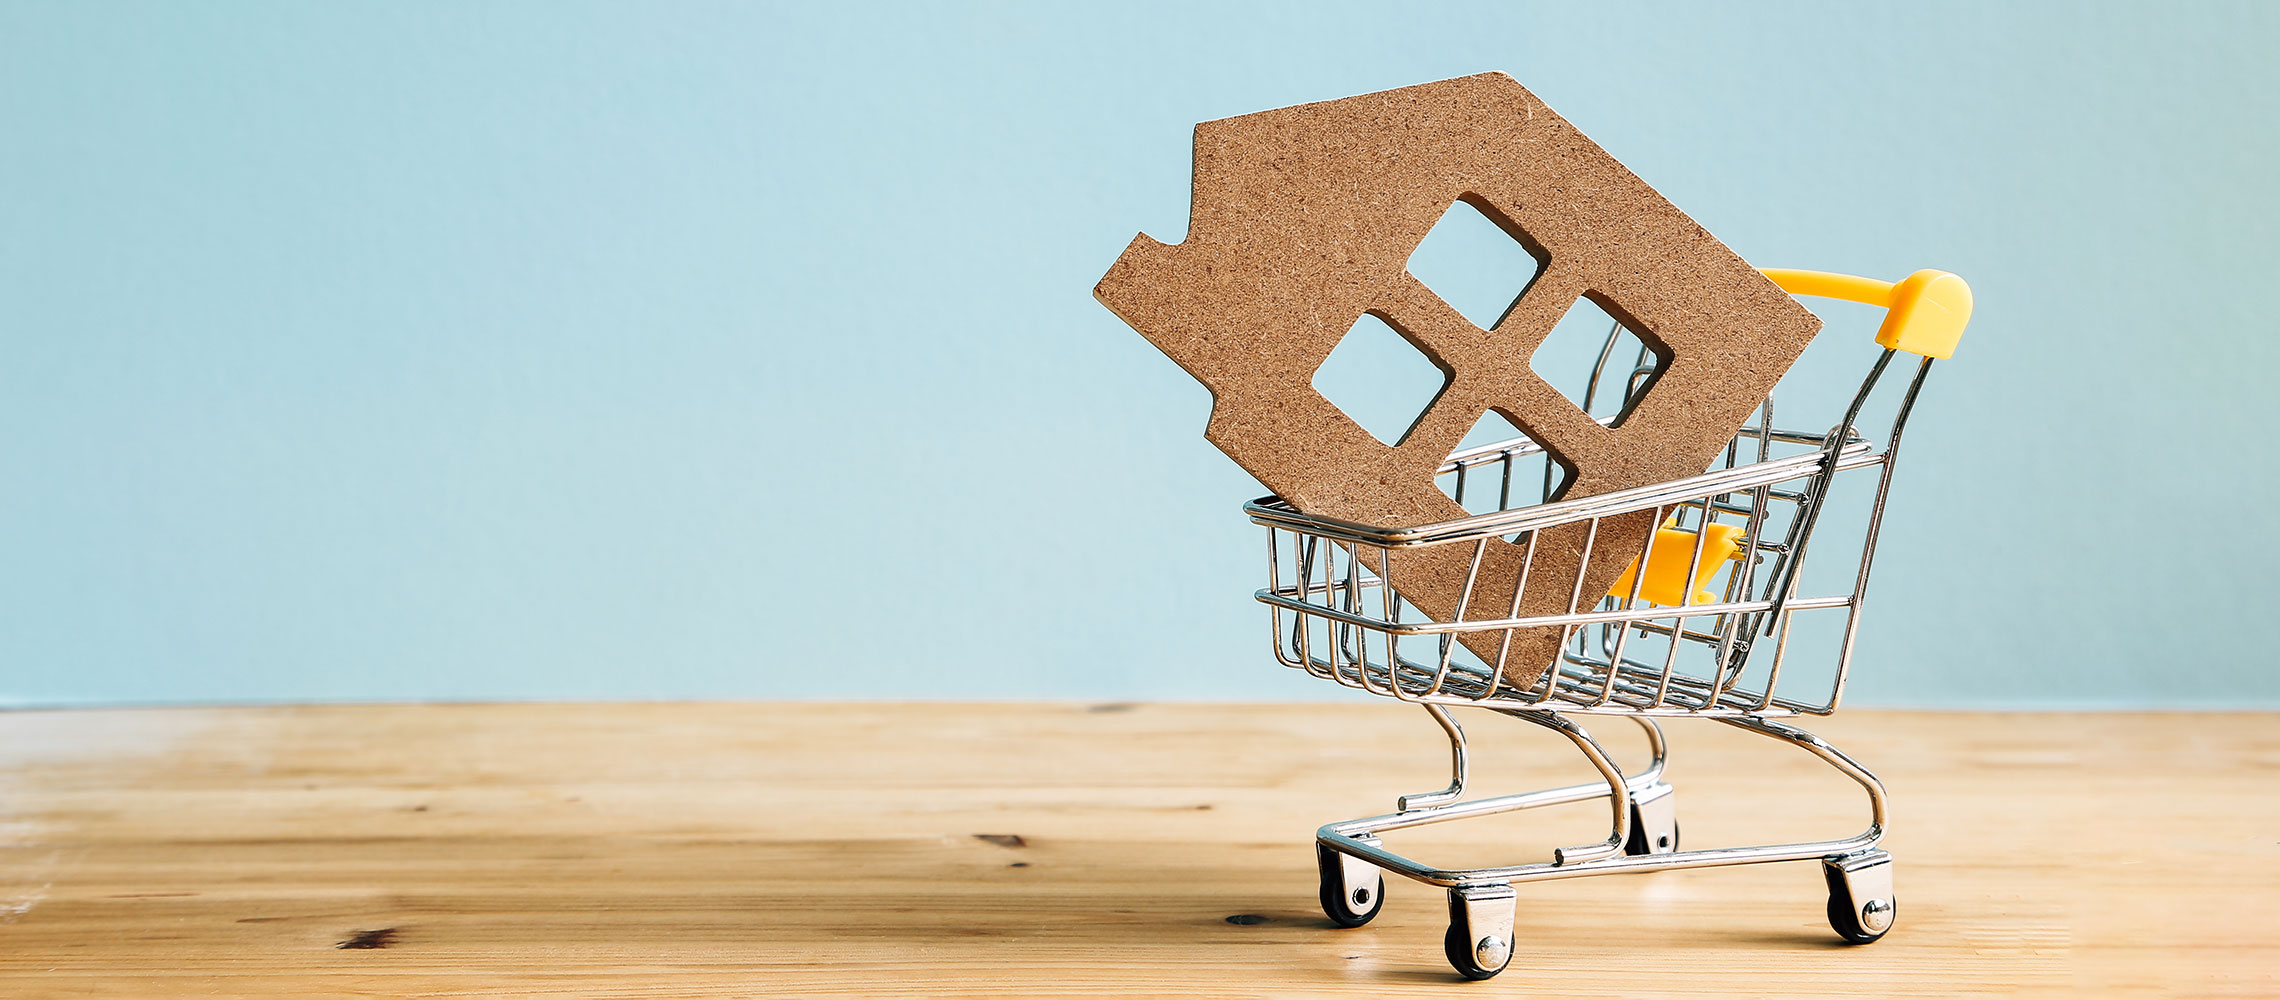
1248, 268, 1971, 979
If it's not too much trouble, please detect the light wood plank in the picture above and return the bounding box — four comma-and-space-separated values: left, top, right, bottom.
0, 704, 2272, 997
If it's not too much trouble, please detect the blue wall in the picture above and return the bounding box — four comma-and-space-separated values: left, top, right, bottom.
3, 1, 2273, 706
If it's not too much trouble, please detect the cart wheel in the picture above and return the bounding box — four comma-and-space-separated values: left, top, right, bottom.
1822, 851, 1896, 944
1316, 843, 1383, 928
1442, 886, 1515, 981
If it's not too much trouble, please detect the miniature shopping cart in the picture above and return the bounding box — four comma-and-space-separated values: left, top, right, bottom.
1249, 269, 1971, 979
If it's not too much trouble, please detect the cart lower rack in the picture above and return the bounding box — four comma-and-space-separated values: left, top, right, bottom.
1250, 268, 1969, 979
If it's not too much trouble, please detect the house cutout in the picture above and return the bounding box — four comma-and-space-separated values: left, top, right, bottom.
1095, 73, 1821, 687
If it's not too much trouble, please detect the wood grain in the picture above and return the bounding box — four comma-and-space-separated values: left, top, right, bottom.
0, 703, 2272, 997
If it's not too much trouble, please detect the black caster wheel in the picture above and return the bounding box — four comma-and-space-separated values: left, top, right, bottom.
1316, 842, 1383, 928
1443, 887, 1514, 981
1442, 923, 1510, 981
1823, 853, 1896, 944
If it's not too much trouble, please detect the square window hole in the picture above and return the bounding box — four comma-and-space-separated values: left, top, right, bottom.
1312, 313, 1450, 447
1406, 197, 1547, 330
1437, 410, 1574, 516
1529, 295, 1670, 425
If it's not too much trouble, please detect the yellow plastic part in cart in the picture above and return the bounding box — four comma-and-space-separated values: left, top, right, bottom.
1607, 520, 1746, 606
1757, 268, 1973, 359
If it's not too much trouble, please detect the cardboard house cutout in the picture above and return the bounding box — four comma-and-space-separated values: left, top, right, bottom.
1096, 73, 1822, 687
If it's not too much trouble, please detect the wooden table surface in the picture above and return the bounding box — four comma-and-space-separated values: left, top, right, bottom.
0, 703, 2271, 998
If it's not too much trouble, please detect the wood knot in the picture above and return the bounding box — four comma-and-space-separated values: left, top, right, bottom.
335, 928, 397, 949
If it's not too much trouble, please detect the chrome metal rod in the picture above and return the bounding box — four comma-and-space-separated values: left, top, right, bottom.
1397, 703, 1469, 811
1320, 828, 1881, 888
1317, 714, 1887, 888
1507, 711, 1629, 865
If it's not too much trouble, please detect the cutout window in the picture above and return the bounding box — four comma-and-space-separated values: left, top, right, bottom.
1436, 410, 1574, 516
1406, 197, 1548, 330
1529, 294, 1670, 425
1312, 313, 1450, 447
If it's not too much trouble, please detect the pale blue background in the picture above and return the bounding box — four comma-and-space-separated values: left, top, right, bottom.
3, 1, 2273, 707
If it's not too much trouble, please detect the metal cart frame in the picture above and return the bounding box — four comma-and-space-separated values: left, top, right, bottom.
1247, 270, 1966, 978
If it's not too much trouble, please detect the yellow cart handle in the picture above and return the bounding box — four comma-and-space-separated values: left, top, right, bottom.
1759, 268, 1972, 360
